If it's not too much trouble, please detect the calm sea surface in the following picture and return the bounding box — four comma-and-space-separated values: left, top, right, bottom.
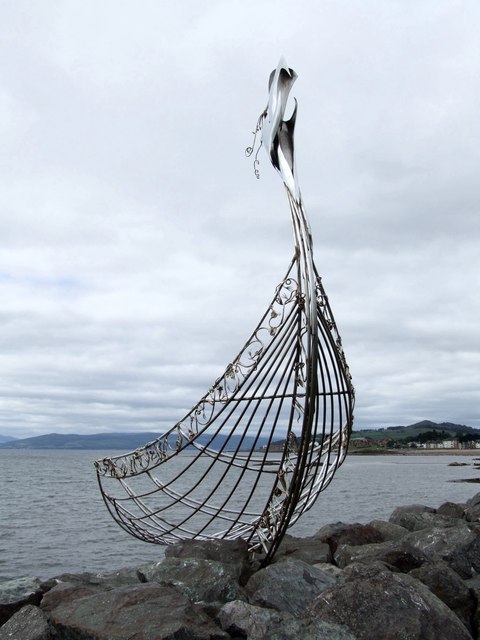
1, 450, 480, 582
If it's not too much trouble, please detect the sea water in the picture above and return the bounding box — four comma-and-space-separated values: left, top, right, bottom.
1, 450, 479, 581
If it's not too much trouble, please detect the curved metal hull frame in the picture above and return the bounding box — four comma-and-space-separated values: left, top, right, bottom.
95, 60, 354, 566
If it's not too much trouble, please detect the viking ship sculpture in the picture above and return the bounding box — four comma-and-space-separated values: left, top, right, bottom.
95, 60, 354, 565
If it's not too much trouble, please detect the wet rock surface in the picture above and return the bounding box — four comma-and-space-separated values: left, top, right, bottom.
245, 558, 337, 616
316, 522, 384, 553
3, 496, 480, 638
273, 533, 332, 565
307, 567, 472, 640
0, 577, 44, 626
165, 538, 252, 584
138, 556, 247, 607
0, 604, 52, 640
48, 582, 229, 639
218, 600, 356, 640
410, 560, 476, 633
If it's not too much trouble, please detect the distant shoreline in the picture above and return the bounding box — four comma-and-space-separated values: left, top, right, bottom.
350, 448, 480, 456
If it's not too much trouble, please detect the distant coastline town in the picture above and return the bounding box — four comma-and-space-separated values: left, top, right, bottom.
351, 434, 480, 451
349, 420, 480, 453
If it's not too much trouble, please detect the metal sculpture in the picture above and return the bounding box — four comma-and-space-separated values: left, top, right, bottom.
95, 60, 354, 565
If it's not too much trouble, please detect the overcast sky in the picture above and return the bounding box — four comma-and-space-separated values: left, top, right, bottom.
1, 1, 479, 439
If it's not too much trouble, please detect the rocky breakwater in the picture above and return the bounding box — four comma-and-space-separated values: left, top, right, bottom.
4, 494, 480, 639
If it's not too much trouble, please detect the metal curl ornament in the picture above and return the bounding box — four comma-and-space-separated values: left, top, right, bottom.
95, 59, 355, 566
245, 108, 267, 178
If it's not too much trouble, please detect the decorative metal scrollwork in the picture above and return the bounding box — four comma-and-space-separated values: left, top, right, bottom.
95, 59, 355, 566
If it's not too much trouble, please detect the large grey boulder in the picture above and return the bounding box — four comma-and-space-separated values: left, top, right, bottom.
389, 503, 436, 527
405, 522, 480, 577
410, 560, 475, 634
464, 575, 480, 639
0, 605, 53, 640
307, 567, 473, 640
218, 599, 356, 640
274, 533, 332, 565
389, 511, 461, 532
40, 581, 106, 613
245, 558, 337, 616
336, 520, 480, 578
165, 538, 251, 583
315, 522, 384, 553
437, 501, 466, 518
40, 568, 144, 615
48, 582, 228, 639
334, 539, 426, 572
368, 519, 409, 541
0, 577, 43, 626
138, 557, 246, 606
464, 492, 480, 522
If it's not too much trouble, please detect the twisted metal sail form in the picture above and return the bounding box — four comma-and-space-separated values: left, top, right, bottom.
95, 60, 354, 565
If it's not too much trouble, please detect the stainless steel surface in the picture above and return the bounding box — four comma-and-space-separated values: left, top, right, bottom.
95, 59, 354, 565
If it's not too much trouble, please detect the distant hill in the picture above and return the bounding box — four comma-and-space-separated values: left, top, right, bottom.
0, 431, 269, 452
2, 421, 477, 451
352, 421, 479, 442
0, 434, 17, 444
0, 432, 162, 451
